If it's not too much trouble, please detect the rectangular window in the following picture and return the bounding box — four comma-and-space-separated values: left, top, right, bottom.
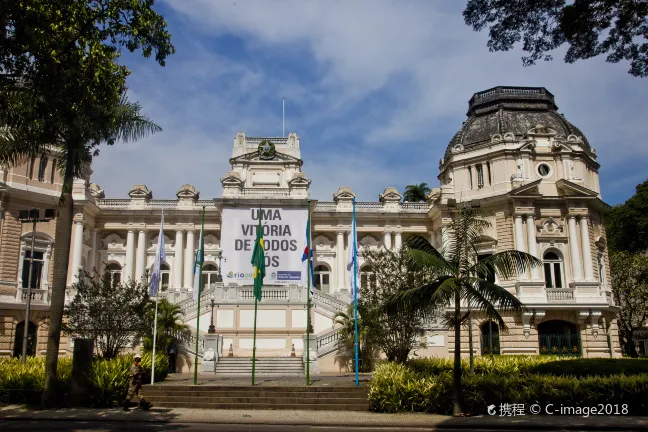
468, 166, 473, 189
476, 164, 484, 188
553, 263, 562, 288
544, 263, 553, 288
161, 272, 169, 291
477, 254, 495, 283
38, 157, 48, 182
487, 162, 492, 185
28, 156, 36, 179
22, 251, 44, 289
50, 159, 57, 184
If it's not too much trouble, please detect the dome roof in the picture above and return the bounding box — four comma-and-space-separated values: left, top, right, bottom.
445, 87, 590, 159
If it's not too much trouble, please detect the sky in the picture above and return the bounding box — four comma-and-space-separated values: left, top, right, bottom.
90, 0, 648, 205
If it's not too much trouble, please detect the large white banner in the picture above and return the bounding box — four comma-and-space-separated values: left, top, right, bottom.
221, 207, 307, 285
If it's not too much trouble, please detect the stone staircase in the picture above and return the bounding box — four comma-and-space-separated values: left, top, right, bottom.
215, 357, 305, 376
142, 385, 369, 411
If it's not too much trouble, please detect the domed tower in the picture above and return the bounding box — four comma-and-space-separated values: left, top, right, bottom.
435, 86, 619, 358
439, 86, 600, 201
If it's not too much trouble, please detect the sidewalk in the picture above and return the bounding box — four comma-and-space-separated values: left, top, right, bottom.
1, 405, 646, 430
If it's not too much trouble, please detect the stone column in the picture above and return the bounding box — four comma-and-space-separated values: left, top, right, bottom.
580, 216, 594, 281
71, 221, 84, 283
568, 216, 583, 282
336, 232, 345, 292
88, 230, 98, 273
125, 229, 136, 281
184, 230, 195, 288
394, 232, 402, 250
526, 215, 540, 280
383, 231, 392, 250
174, 230, 184, 290
514, 215, 527, 280
345, 231, 352, 290
514, 215, 526, 253
135, 230, 147, 282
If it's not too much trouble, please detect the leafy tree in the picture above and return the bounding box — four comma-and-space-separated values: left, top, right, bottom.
141, 298, 190, 354
361, 247, 440, 363
403, 183, 431, 202
1, 0, 174, 406
387, 208, 539, 416
610, 251, 648, 357
64, 271, 150, 359
333, 304, 378, 372
606, 179, 648, 253
463, 0, 648, 77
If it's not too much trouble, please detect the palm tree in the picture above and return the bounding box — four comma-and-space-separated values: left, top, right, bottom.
333, 304, 377, 372
403, 183, 431, 202
388, 208, 541, 416
0, 93, 161, 405
143, 298, 190, 353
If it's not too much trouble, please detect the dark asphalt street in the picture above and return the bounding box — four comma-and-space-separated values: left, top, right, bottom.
2, 420, 645, 432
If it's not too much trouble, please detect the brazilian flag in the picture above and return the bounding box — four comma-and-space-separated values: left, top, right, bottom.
251, 207, 265, 301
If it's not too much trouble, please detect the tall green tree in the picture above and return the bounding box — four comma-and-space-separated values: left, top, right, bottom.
403, 183, 431, 202
64, 271, 150, 359
388, 208, 539, 416
610, 250, 648, 357
606, 179, 648, 253
362, 247, 440, 363
463, 0, 648, 77
1, 0, 173, 406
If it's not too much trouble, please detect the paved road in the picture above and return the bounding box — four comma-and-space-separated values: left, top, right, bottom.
2, 420, 644, 432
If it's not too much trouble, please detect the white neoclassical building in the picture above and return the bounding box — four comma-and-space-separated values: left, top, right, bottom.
0, 86, 621, 370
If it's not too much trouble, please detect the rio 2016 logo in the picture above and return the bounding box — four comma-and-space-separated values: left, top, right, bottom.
226, 271, 254, 279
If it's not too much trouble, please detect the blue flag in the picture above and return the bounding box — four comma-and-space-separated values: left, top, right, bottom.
150, 211, 166, 297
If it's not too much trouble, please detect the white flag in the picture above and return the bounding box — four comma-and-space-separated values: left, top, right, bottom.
192, 225, 204, 303
149, 211, 166, 297
300, 218, 315, 295
347, 209, 360, 301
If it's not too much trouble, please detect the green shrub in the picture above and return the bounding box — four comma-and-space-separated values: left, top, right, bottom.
0, 352, 169, 407
407, 355, 569, 377
370, 361, 648, 415
530, 358, 648, 377
0, 357, 72, 404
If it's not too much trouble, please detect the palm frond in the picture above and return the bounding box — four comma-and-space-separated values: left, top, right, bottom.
385, 275, 459, 317
461, 277, 527, 329
405, 235, 455, 274
470, 250, 542, 280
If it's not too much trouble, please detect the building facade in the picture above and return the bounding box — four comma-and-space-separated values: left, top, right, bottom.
0, 86, 621, 369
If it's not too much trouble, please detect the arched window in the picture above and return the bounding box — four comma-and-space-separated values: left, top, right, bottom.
313, 264, 330, 293
480, 321, 500, 355
543, 251, 563, 288
37, 157, 48, 182
13, 320, 37, 358
106, 263, 122, 287
201, 264, 219, 290
360, 265, 375, 290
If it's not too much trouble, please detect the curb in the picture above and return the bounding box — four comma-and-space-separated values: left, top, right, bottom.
1, 410, 647, 430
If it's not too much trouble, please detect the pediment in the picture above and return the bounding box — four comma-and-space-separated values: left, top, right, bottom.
128, 184, 152, 200
379, 187, 402, 203
204, 234, 219, 249
314, 235, 333, 248
221, 171, 243, 186
102, 233, 125, 249
230, 151, 301, 163
525, 124, 558, 137
288, 173, 311, 186
359, 235, 380, 248
177, 184, 199, 199
555, 179, 598, 197
508, 179, 542, 197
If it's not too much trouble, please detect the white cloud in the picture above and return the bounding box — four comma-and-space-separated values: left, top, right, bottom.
91, 0, 648, 203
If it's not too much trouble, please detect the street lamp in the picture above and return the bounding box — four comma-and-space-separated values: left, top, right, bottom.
17, 208, 55, 363
215, 251, 224, 282
208, 293, 216, 334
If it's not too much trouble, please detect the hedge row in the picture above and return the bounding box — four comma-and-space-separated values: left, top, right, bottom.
369, 362, 648, 415
0, 352, 168, 406
406, 356, 648, 377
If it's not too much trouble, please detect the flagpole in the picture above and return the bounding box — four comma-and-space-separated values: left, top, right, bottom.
151, 208, 164, 385
151, 295, 159, 385
306, 200, 311, 386
282, 97, 285, 138
193, 206, 205, 385
252, 205, 262, 386
352, 198, 359, 387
